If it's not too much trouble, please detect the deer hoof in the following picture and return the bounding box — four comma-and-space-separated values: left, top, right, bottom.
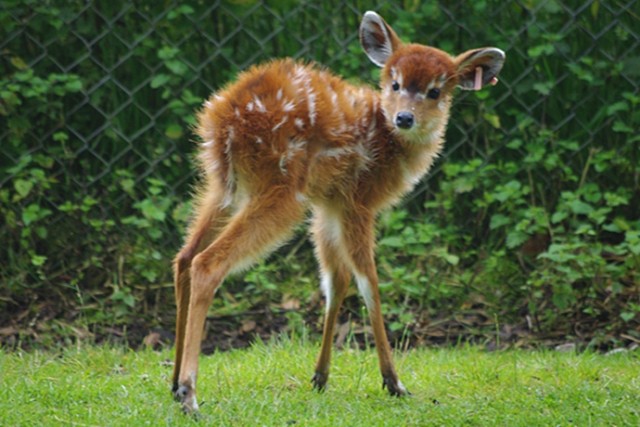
311, 372, 328, 392
174, 384, 200, 414
382, 376, 410, 397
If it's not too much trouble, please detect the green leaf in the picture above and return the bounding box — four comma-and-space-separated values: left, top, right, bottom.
150, 74, 171, 88
137, 199, 166, 222
165, 60, 188, 76
490, 214, 511, 230
606, 101, 628, 116
64, 79, 83, 92
444, 253, 460, 266
620, 312, 635, 322
379, 236, 404, 248
506, 230, 528, 249
527, 44, 554, 58
158, 46, 179, 60
483, 112, 501, 128
14, 179, 33, 198
551, 211, 569, 224
612, 120, 633, 133
53, 131, 69, 142
22, 204, 52, 226
10, 56, 29, 70
533, 81, 554, 95
165, 123, 183, 139
568, 199, 593, 215
31, 254, 47, 267
168, 5, 195, 19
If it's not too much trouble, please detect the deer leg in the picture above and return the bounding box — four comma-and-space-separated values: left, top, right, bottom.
343, 211, 409, 397
311, 222, 351, 390
172, 186, 229, 394
174, 191, 304, 413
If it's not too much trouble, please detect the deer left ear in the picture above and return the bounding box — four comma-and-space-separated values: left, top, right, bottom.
360, 11, 403, 67
455, 48, 505, 91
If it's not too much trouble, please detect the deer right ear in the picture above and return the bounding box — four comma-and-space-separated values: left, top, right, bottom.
359, 11, 402, 67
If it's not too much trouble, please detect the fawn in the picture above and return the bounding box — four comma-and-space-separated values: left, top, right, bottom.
172, 11, 504, 412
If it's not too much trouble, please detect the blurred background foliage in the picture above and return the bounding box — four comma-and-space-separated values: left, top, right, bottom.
1, 0, 638, 350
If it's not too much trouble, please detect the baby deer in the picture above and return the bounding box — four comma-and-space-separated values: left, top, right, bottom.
172, 11, 504, 412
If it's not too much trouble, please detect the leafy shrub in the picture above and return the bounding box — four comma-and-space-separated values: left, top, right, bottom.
1, 0, 638, 347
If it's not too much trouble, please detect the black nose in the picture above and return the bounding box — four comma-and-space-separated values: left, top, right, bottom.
395, 111, 414, 129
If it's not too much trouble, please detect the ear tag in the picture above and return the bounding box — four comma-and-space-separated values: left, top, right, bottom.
474, 66, 483, 90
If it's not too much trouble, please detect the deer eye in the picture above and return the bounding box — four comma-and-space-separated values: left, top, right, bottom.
391, 81, 400, 91
427, 88, 440, 100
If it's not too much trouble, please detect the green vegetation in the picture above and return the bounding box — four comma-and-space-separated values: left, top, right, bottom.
1, 341, 639, 426
1, 1, 639, 348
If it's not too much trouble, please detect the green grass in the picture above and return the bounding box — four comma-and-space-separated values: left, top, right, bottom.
1, 339, 638, 426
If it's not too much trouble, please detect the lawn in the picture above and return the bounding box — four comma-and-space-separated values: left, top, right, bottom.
1, 339, 638, 426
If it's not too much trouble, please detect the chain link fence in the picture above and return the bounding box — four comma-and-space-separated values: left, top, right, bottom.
1, 1, 639, 330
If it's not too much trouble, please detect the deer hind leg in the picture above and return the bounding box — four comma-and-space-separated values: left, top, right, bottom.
310, 212, 351, 391
342, 210, 409, 397
172, 185, 230, 395
174, 189, 305, 413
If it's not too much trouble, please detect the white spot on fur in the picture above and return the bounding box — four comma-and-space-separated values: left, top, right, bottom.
321, 147, 354, 159
320, 271, 333, 312
224, 127, 234, 153
279, 155, 287, 174
272, 116, 288, 131
308, 92, 317, 126
292, 65, 311, 89
331, 91, 338, 108
283, 99, 295, 112
206, 159, 220, 175
253, 96, 266, 113
276, 88, 283, 101
354, 273, 374, 311
204, 100, 213, 109
291, 65, 318, 126
317, 210, 342, 247
222, 127, 235, 208
295, 192, 308, 203
246, 101, 254, 112
202, 139, 215, 148
294, 118, 304, 129
279, 139, 307, 175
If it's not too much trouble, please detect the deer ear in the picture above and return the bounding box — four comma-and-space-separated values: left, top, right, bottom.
360, 11, 402, 67
455, 48, 505, 90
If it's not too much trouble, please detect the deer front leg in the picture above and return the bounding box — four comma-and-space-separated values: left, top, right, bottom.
343, 211, 409, 396
311, 264, 351, 390
310, 210, 353, 391
353, 271, 408, 396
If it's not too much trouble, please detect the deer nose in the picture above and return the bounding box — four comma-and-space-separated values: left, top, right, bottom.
395, 111, 414, 129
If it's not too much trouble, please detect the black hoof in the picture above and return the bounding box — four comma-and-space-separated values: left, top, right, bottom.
382, 376, 410, 397
311, 372, 328, 392
171, 383, 180, 401
173, 383, 200, 414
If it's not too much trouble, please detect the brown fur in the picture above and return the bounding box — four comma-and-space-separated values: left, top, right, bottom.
171, 11, 504, 413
